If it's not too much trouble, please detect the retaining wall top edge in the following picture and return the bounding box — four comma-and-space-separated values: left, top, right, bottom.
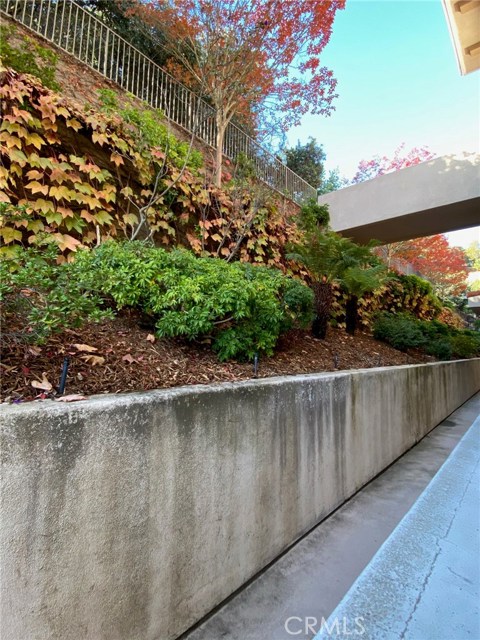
1, 359, 478, 419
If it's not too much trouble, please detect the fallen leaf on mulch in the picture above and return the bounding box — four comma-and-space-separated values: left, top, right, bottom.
31, 374, 52, 391
81, 355, 105, 366
122, 354, 136, 364
55, 394, 88, 402
74, 343, 98, 353
146, 334, 156, 343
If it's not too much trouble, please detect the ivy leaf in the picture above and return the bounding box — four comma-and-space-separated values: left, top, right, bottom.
120, 186, 134, 198
43, 211, 62, 225
57, 206, 74, 219
53, 233, 81, 252
92, 131, 108, 146
26, 169, 43, 180
31, 198, 55, 215
110, 152, 124, 167
26, 181, 49, 195
123, 213, 139, 226
94, 210, 113, 225
8, 149, 27, 166
26, 220, 45, 233
69, 155, 86, 166
0, 132, 22, 149
63, 117, 81, 131
25, 133, 45, 150
0, 227, 23, 244
50, 185, 74, 200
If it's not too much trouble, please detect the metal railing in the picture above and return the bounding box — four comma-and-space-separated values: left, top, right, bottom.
0, 0, 317, 204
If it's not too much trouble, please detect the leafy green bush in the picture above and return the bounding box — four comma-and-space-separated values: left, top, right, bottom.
0, 26, 60, 90
425, 339, 452, 361
373, 312, 480, 360
450, 334, 480, 359
74, 241, 313, 360
373, 313, 426, 352
298, 199, 330, 232
0, 245, 112, 343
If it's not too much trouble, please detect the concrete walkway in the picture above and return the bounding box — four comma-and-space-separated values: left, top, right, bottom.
314, 411, 480, 640
184, 393, 480, 640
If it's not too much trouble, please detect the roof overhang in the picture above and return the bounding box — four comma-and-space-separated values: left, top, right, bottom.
442, 0, 480, 75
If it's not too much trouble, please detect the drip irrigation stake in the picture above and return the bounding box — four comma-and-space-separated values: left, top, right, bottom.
58, 357, 70, 395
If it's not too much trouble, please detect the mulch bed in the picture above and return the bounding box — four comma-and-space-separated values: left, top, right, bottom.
1, 309, 433, 403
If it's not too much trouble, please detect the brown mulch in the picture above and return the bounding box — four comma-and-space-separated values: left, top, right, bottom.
0, 310, 433, 404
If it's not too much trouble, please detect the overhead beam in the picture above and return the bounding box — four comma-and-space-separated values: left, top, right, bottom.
318, 154, 480, 245
454, 1, 480, 14
442, 0, 480, 74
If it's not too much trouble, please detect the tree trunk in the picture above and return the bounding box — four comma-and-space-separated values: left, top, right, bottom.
311, 281, 333, 339
345, 294, 358, 335
215, 113, 226, 188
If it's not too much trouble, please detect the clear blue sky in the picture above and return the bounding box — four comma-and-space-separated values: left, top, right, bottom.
287, 0, 480, 247
286, 0, 479, 248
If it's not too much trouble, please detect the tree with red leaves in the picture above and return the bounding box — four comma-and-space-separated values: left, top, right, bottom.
134, 0, 345, 186
352, 143, 435, 184
396, 235, 468, 298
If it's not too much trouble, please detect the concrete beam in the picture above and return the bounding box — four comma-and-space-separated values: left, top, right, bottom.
318, 154, 480, 244
468, 293, 480, 314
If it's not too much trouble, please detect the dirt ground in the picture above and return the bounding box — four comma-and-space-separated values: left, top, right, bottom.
0, 310, 432, 403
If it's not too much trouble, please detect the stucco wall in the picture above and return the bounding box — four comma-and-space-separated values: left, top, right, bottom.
1, 360, 479, 640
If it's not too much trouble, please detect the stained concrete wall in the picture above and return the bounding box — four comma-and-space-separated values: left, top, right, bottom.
1, 360, 479, 640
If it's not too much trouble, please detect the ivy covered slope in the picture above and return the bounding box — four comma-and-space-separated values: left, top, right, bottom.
0, 66, 301, 267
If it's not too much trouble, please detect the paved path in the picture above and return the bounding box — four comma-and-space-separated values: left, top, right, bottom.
184, 393, 480, 640
314, 411, 480, 640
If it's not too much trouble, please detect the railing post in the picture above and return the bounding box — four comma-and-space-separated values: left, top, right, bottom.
104, 27, 109, 77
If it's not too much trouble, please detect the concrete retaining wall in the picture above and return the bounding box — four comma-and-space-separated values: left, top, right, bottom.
1, 360, 479, 640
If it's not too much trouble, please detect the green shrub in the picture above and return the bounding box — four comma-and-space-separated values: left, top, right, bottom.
450, 334, 480, 359
373, 312, 479, 360
298, 199, 330, 232
74, 241, 313, 360
0, 245, 112, 343
425, 339, 452, 361
0, 26, 60, 90
373, 313, 426, 351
